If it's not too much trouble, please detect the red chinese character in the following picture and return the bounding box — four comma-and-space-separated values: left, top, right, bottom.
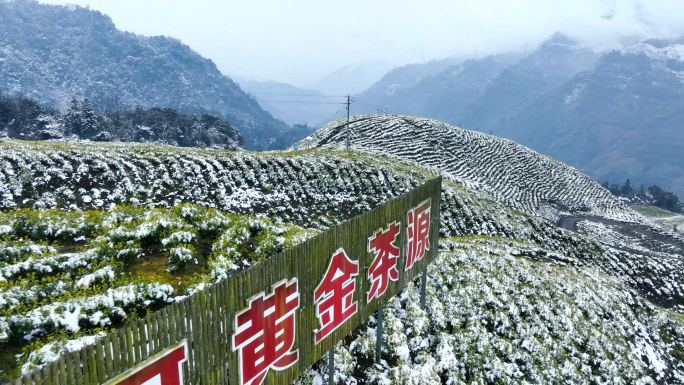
314, 248, 359, 344
232, 278, 300, 385
367, 223, 400, 302
117, 341, 187, 385
406, 199, 431, 271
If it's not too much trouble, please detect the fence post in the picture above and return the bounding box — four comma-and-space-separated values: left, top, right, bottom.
420, 267, 427, 309
376, 306, 383, 365
328, 348, 334, 384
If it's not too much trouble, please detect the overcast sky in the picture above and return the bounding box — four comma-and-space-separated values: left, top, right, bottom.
39, 0, 684, 87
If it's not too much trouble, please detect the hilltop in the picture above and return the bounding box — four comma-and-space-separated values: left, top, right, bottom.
302, 114, 641, 223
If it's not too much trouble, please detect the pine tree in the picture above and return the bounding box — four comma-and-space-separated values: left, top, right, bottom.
621, 179, 634, 196
0, 94, 16, 132
80, 98, 98, 138
63, 98, 81, 136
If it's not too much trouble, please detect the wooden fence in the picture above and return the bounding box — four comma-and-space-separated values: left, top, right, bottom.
10, 176, 442, 385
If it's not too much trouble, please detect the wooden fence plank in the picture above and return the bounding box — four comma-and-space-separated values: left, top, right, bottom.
71, 350, 82, 385
197, 290, 209, 385
166, 307, 175, 346
39, 366, 50, 385
22, 371, 31, 385
145, 315, 154, 356
131, 323, 140, 365
64, 352, 75, 385
227, 270, 239, 385
86, 345, 97, 385
159, 308, 168, 349
214, 285, 222, 385
103, 336, 113, 380
79, 348, 89, 385
218, 280, 229, 384
208, 285, 218, 384
94, 341, 105, 385
49, 360, 58, 385
138, 319, 148, 362
112, 330, 121, 375
153, 312, 161, 353
57, 357, 67, 385
125, 325, 134, 371
182, 297, 192, 384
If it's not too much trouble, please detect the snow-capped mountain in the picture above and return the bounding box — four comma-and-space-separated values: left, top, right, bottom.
354, 33, 597, 133
356, 53, 521, 122
497, 41, 684, 197
0, 0, 303, 150
456, 33, 601, 132
354, 56, 465, 104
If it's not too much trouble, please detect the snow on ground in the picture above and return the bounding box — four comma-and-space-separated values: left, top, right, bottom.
1, 140, 683, 382
634, 205, 684, 235
302, 115, 644, 223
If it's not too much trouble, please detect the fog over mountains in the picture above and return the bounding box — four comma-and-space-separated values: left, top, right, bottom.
346, 34, 684, 197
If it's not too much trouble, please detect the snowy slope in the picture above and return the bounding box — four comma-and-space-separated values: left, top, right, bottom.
302, 114, 642, 223
1, 139, 682, 308
1, 140, 684, 382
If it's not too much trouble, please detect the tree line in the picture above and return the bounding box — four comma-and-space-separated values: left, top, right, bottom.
602, 179, 683, 213
0, 93, 245, 150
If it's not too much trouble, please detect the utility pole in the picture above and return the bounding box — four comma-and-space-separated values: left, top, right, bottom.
376, 306, 383, 364
329, 348, 334, 384
346, 95, 350, 151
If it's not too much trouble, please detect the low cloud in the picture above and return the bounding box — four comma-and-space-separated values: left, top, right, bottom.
39, 0, 684, 85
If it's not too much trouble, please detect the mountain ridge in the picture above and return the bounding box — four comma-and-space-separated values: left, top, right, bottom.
496, 41, 684, 197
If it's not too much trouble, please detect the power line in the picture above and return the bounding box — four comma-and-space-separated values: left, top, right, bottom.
351, 99, 398, 115
350, 97, 398, 114
256, 100, 346, 105
350, 96, 383, 109
248, 92, 347, 97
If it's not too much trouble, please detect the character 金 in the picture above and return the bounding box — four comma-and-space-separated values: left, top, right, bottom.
314, 248, 360, 344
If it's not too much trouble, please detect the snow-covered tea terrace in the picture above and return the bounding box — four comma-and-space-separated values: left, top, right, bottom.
0, 139, 683, 383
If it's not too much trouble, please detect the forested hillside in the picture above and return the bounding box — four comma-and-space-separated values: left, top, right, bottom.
0, 0, 307, 150
0, 94, 245, 149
